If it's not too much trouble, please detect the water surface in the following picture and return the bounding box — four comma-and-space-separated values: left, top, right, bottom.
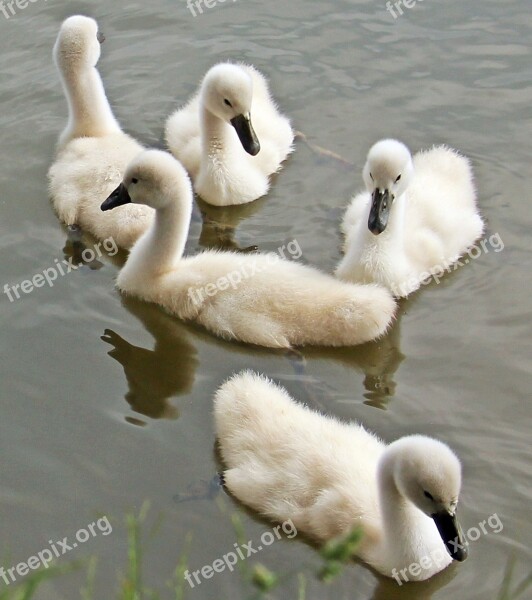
0, 0, 530, 598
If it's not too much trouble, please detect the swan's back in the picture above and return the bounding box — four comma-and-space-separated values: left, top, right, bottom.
406, 146, 484, 267
215, 372, 385, 541
121, 250, 396, 348
240, 65, 294, 164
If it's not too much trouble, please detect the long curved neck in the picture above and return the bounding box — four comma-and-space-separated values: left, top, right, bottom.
200, 104, 234, 161
126, 192, 192, 279
58, 60, 121, 146
376, 448, 427, 565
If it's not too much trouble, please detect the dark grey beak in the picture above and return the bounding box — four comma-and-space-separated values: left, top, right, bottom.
101, 183, 131, 211
368, 189, 391, 235
230, 114, 260, 156
97, 31, 106, 44
432, 511, 468, 562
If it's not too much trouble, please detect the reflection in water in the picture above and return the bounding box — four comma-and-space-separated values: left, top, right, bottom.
196, 195, 267, 252
102, 296, 199, 424
61, 230, 199, 424
61, 224, 129, 270
300, 303, 406, 409
173, 474, 224, 504
62, 224, 104, 271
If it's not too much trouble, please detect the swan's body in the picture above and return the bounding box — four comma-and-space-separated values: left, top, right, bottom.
336, 140, 484, 297
215, 371, 468, 581
48, 16, 152, 249
165, 63, 294, 206
101, 150, 395, 349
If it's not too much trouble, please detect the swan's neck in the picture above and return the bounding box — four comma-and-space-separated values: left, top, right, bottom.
59, 61, 121, 145
130, 199, 191, 278
379, 453, 419, 555
200, 105, 235, 162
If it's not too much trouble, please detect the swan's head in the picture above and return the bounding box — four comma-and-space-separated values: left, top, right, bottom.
201, 63, 261, 156
101, 150, 193, 212
389, 435, 468, 562
54, 16, 105, 70
363, 139, 414, 235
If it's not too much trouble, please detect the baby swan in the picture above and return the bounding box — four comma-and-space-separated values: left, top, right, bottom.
48, 16, 152, 249
101, 150, 395, 349
165, 63, 294, 206
215, 371, 468, 581
336, 139, 484, 297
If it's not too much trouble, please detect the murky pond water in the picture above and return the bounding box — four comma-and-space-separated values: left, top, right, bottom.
0, 0, 531, 598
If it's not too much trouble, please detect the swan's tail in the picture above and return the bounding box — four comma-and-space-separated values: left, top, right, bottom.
214, 371, 291, 447
292, 283, 396, 348
214, 371, 309, 521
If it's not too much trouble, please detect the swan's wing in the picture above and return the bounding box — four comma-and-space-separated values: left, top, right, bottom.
215, 372, 383, 540
241, 64, 295, 159
408, 147, 483, 264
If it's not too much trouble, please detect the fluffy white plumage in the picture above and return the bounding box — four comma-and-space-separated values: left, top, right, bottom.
215, 371, 468, 581
336, 139, 484, 297
101, 150, 396, 348
165, 63, 294, 206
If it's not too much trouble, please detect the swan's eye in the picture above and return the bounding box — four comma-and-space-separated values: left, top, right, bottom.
395, 174, 401, 183
224, 99, 233, 108
131, 178, 139, 184
369, 173, 374, 182
424, 491, 434, 501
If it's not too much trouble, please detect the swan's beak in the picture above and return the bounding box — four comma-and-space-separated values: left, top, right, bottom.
432, 510, 468, 562
101, 183, 131, 211
97, 31, 106, 44
368, 189, 391, 235
230, 114, 261, 156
